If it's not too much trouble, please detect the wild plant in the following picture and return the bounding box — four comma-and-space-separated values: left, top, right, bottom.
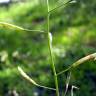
0, 0, 96, 96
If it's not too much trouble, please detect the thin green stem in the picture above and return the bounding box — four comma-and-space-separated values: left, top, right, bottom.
48, 0, 72, 14
18, 66, 56, 91
47, 0, 59, 96
57, 66, 72, 76
57, 53, 96, 76
0, 22, 45, 33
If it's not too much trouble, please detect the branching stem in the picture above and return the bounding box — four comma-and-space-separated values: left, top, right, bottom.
47, 0, 59, 96
57, 53, 96, 75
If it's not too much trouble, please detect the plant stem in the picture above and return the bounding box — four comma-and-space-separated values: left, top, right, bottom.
48, 0, 72, 14
57, 53, 96, 75
47, 0, 59, 96
18, 66, 56, 91
0, 22, 45, 32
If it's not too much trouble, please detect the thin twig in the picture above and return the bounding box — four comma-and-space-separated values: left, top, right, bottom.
48, 0, 72, 14
0, 22, 45, 33
57, 53, 96, 75
18, 66, 56, 91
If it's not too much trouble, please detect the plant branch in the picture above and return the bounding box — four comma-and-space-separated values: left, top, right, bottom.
0, 22, 45, 33
48, 0, 72, 14
57, 53, 96, 75
18, 66, 56, 91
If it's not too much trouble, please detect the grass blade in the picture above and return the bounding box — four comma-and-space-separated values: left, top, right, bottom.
64, 72, 71, 96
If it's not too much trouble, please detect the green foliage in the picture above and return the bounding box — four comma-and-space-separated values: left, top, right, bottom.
0, 0, 96, 96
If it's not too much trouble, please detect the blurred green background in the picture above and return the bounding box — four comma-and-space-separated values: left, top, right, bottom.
0, 0, 96, 96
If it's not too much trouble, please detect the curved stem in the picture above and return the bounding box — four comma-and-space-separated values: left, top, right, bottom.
18, 66, 56, 91
0, 22, 45, 33
47, 0, 59, 96
57, 53, 96, 76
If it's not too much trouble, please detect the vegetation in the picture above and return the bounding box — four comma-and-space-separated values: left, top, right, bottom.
0, 0, 96, 96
